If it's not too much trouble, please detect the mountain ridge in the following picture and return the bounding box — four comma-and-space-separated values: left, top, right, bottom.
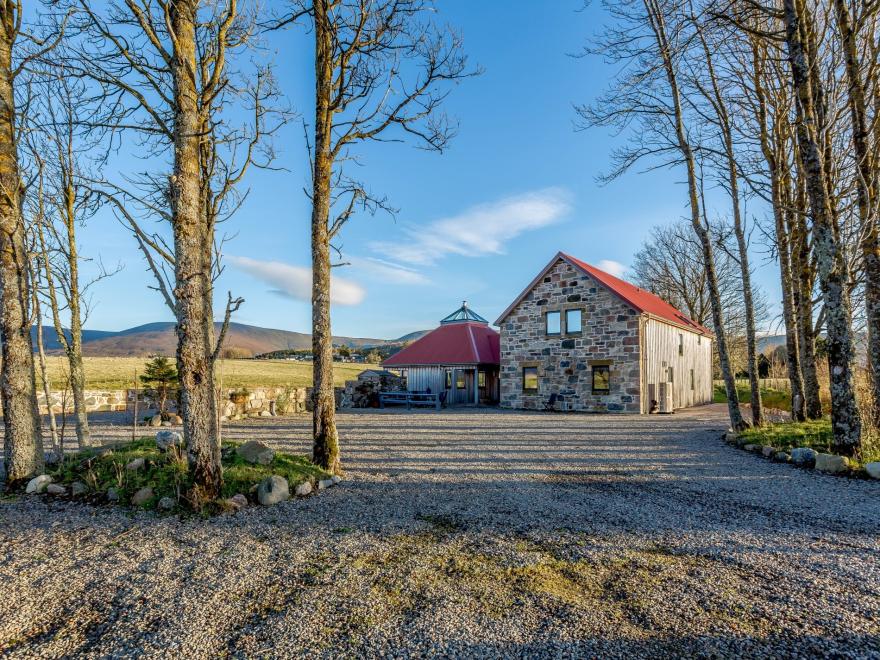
31, 322, 429, 358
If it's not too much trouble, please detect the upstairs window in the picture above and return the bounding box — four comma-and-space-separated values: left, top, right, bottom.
522, 366, 539, 392
565, 309, 582, 334
546, 311, 561, 335
678, 334, 684, 356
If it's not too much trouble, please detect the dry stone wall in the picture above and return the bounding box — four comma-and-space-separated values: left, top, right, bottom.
499, 258, 642, 413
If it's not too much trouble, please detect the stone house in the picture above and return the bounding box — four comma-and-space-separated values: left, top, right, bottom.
495, 252, 714, 413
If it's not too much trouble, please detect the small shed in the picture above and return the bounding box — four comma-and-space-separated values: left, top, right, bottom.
383, 302, 500, 405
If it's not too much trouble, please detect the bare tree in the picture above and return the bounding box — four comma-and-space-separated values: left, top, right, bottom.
781, 0, 862, 453
0, 3, 53, 483
689, 13, 764, 425
22, 73, 116, 450
579, 0, 747, 429
67, 0, 275, 502
273, 0, 474, 472
832, 0, 880, 421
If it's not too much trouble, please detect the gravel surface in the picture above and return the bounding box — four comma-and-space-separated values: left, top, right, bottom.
1, 405, 878, 658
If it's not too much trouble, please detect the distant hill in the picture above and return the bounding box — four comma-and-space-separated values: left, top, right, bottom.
757, 335, 786, 355
31, 326, 117, 351
392, 330, 431, 343
31, 322, 430, 358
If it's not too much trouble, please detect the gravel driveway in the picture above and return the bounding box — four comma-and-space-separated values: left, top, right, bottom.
1, 405, 878, 658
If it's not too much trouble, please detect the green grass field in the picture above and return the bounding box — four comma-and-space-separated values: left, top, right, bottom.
37, 357, 380, 390
713, 382, 793, 411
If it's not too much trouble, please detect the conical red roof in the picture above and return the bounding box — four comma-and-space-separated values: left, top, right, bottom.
383, 322, 500, 367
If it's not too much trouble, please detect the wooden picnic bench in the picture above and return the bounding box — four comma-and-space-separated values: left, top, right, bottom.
379, 391, 443, 410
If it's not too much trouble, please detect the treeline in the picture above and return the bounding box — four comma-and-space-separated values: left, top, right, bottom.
585, 0, 878, 456
0, 1, 470, 505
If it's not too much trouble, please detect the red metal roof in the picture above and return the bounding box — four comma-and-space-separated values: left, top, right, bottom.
383, 321, 500, 367
496, 252, 713, 336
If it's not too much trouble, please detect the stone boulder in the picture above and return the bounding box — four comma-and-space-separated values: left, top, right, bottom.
295, 481, 313, 497
761, 446, 776, 458
774, 452, 791, 463
318, 478, 334, 490
46, 484, 67, 495
791, 447, 818, 466
155, 430, 184, 452
864, 462, 880, 480
149, 414, 163, 427
131, 487, 154, 507
107, 487, 120, 502
257, 475, 289, 506
25, 474, 52, 494
226, 493, 248, 511
126, 457, 145, 471
71, 481, 88, 497
236, 440, 275, 466
158, 496, 176, 510
815, 453, 849, 474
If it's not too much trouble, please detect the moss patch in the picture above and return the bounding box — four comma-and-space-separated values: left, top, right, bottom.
42, 438, 329, 512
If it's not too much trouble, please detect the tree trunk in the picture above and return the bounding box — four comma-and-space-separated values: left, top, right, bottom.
783, 0, 861, 453
310, 0, 340, 474
645, 0, 745, 430
834, 0, 880, 423
63, 184, 91, 448
33, 293, 58, 455
774, 173, 806, 421
748, 33, 806, 421
723, 129, 763, 426
170, 1, 221, 502
790, 171, 823, 419
0, 18, 42, 483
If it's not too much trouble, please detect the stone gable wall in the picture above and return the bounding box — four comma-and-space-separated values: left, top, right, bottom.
499, 258, 642, 412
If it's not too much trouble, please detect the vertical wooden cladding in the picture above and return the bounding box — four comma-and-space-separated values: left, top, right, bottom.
641, 317, 713, 412
404, 365, 499, 405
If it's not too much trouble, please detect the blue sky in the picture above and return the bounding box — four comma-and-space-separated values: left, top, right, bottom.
68, 0, 781, 339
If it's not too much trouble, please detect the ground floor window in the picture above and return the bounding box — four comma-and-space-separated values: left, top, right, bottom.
522, 366, 538, 392
456, 371, 466, 389
445, 370, 452, 389
591, 365, 610, 394
690, 368, 695, 391
478, 371, 486, 388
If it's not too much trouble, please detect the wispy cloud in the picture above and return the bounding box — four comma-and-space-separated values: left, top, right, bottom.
228, 255, 366, 306
350, 256, 432, 285
369, 187, 571, 266
597, 259, 627, 278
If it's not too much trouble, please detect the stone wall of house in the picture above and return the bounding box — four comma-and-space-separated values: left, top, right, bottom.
499, 257, 642, 413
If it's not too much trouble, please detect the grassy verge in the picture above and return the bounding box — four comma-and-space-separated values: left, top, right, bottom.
736, 418, 880, 466
713, 383, 792, 411
45, 437, 330, 511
